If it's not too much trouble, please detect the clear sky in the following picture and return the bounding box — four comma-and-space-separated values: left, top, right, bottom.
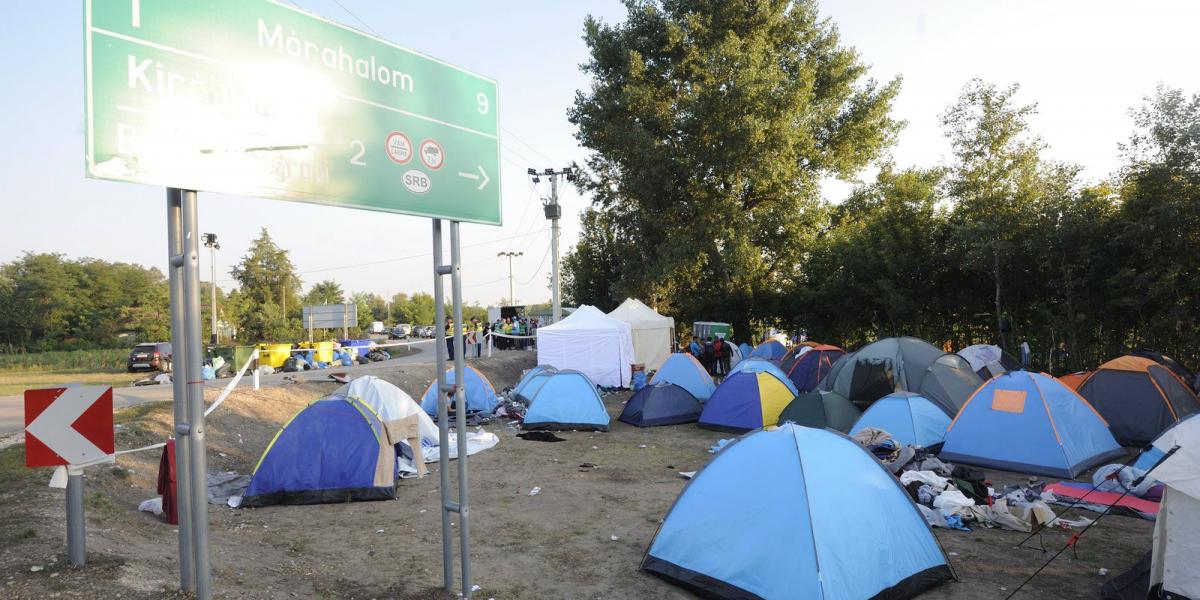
2, 1, 1198, 307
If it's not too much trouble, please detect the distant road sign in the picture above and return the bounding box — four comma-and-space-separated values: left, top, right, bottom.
25, 387, 114, 467
85, 0, 502, 224
302, 303, 358, 329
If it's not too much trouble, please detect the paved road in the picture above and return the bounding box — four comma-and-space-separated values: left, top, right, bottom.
0, 339, 440, 436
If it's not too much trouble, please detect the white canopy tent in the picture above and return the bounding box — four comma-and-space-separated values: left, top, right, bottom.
607, 298, 675, 371
536, 305, 635, 388
1150, 415, 1200, 598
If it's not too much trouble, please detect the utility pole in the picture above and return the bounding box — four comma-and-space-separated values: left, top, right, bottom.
496, 251, 523, 306
528, 167, 574, 323
202, 233, 220, 345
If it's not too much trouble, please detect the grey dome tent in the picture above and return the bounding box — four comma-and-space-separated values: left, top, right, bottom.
777, 390, 861, 432
821, 336, 982, 416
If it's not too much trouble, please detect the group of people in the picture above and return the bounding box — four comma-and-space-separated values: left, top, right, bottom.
688, 336, 732, 376
444, 316, 540, 359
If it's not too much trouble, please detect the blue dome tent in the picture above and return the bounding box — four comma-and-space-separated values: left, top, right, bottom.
243, 395, 397, 507
698, 368, 797, 433
728, 358, 800, 396
420, 365, 499, 416
940, 371, 1124, 478
737, 343, 754, 363
650, 353, 716, 401
522, 370, 611, 431
642, 424, 952, 599
850, 392, 951, 448
749, 339, 787, 362
619, 383, 702, 427
513, 365, 557, 403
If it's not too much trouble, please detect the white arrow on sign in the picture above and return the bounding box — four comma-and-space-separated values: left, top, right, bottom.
26, 387, 110, 464
456, 165, 490, 190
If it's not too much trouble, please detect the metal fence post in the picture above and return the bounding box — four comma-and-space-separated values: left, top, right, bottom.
66, 468, 85, 567
165, 188, 195, 591
180, 190, 212, 599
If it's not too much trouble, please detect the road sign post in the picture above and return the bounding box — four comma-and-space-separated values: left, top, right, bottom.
24, 385, 115, 569
165, 189, 195, 591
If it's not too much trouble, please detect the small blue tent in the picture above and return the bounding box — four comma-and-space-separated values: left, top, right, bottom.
728, 358, 800, 396
243, 395, 396, 507
750, 339, 787, 362
698, 369, 797, 433
513, 365, 557, 403
850, 392, 951, 448
620, 383, 702, 427
420, 366, 498, 416
643, 423, 952, 599
522, 370, 611, 431
940, 371, 1124, 478
650, 353, 715, 401
738, 343, 754, 363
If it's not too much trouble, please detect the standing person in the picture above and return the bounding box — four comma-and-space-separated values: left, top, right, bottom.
689, 336, 702, 358
702, 337, 716, 374
502, 318, 513, 350
445, 317, 455, 360
713, 337, 727, 376
465, 320, 477, 359
475, 319, 484, 357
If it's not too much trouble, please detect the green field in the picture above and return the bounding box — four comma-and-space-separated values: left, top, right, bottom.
0, 349, 138, 396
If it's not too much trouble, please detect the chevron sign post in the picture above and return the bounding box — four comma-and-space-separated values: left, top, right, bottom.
25, 386, 114, 467
25, 385, 114, 567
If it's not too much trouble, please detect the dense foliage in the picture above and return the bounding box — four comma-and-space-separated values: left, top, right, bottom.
565, 0, 1200, 372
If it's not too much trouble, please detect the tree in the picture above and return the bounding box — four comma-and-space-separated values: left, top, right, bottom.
941, 79, 1044, 350
568, 0, 902, 336
229, 229, 302, 341
302, 280, 344, 306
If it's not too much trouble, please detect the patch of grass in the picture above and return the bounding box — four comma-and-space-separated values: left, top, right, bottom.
113, 400, 172, 425
0, 348, 129, 372
109, 465, 131, 479
0, 372, 144, 396
0, 445, 36, 487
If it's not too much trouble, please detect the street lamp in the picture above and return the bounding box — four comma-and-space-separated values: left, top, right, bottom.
497, 251, 523, 306
202, 233, 220, 345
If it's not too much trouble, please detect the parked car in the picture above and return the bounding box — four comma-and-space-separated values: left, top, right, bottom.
391, 324, 412, 339
127, 342, 172, 373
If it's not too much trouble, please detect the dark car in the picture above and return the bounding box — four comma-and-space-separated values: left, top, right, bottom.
127, 342, 172, 373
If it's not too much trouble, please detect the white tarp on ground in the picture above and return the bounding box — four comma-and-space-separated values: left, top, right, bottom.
1150, 415, 1200, 598
536, 304, 635, 388
608, 298, 675, 371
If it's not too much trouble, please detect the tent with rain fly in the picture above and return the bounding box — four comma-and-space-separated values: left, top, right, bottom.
776, 390, 860, 432
1058, 371, 1091, 390
850, 392, 951, 448
821, 336, 982, 416
940, 371, 1123, 478
749, 339, 788, 362
243, 394, 396, 507
698, 368, 796, 432
650, 353, 716, 401
619, 382, 702, 427
608, 298, 675, 371
521, 369, 610, 431
1132, 349, 1196, 392
536, 305, 635, 388
957, 344, 1022, 379
420, 366, 498, 417
1076, 355, 1200, 446
642, 423, 952, 599
783, 344, 845, 393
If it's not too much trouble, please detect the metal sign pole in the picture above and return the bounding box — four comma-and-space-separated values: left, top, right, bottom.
165, 188, 195, 591
180, 190, 212, 599
65, 468, 85, 566
450, 220, 472, 596
431, 219, 454, 591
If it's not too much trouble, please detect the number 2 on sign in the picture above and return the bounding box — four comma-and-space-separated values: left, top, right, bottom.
476, 93, 489, 115
350, 140, 366, 166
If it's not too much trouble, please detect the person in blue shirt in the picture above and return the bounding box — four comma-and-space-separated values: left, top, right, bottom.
689, 336, 702, 357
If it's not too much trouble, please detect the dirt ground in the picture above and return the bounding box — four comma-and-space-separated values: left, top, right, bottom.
0, 352, 1153, 599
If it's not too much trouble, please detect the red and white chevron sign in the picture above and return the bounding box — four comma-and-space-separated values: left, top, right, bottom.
24, 386, 114, 467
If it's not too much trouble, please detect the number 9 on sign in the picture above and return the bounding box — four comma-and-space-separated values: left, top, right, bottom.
476, 92, 489, 115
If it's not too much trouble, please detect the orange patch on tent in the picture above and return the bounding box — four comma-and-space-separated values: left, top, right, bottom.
991, 389, 1027, 413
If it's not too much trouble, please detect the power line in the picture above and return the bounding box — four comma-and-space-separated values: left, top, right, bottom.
329, 0, 381, 36
520, 243, 552, 285
501, 125, 558, 164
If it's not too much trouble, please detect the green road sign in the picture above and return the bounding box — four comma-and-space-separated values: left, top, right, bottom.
85, 0, 502, 224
